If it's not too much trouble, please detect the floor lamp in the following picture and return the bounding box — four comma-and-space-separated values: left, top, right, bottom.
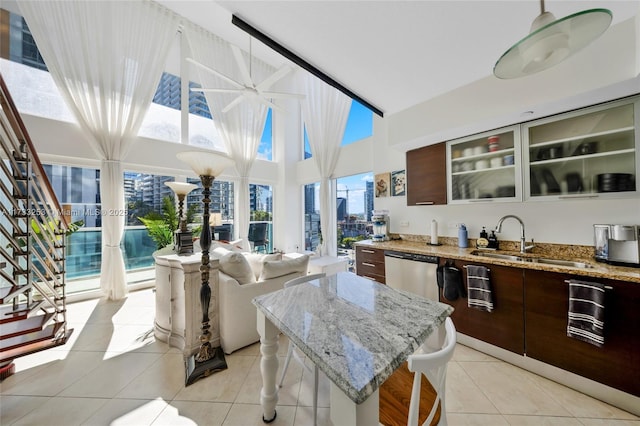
177, 151, 235, 386
164, 181, 197, 255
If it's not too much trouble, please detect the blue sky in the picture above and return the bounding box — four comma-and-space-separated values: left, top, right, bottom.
261, 100, 374, 214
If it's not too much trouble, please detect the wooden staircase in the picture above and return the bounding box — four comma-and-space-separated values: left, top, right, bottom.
0, 74, 73, 379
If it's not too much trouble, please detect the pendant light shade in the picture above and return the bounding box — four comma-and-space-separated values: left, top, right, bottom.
494, 1, 612, 79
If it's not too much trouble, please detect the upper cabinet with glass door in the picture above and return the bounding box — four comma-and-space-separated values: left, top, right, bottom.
447, 126, 522, 203
523, 97, 638, 200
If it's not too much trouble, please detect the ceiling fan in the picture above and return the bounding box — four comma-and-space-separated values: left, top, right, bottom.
187, 41, 304, 113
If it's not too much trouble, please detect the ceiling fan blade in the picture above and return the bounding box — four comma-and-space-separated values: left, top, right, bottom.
262, 91, 305, 100
259, 97, 285, 112
230, 45, 254, 88
186, 57, 243, 89
256, 65, 292, 92
221, 95, 246, 113
191, 88, 244, 94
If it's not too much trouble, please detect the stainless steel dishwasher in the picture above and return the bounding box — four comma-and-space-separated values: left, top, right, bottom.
384, 250, 440, 301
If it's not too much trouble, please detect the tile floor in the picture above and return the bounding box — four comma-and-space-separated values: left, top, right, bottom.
1, 288, 638, 426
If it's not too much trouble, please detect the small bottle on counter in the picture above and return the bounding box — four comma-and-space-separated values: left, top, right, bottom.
488, 230, 499, 249
430, 219, 439, 245
477, 227, 489, 249
458, 224, 468, 248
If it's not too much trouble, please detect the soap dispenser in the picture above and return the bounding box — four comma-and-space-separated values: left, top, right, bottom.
458, 224, 468, 248
477, 227, 489, 249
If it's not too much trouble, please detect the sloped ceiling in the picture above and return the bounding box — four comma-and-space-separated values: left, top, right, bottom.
160, 0, 640, 116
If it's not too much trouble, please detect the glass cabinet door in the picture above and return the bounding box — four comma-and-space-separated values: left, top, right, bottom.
447, 126, 522, 203
524, 98, 638, 200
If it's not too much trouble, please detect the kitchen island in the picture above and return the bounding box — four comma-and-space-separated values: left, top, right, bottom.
252, 272, 453, 425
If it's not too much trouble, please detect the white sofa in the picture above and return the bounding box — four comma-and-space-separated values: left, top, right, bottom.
218, 252, 309, 354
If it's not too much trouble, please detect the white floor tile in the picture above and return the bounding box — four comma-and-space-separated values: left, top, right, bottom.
459, 361, 573, 416
11, 396, 108, 426
82, 397, 168, 426
151, 400, 231, 426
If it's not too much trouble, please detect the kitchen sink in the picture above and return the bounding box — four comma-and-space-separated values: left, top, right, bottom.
471, 251, 594, 269
471, 251, 525, 262
529, 258, 594, 268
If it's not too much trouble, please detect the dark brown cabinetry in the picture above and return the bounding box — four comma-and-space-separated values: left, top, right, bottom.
406, 142, 447, 206
355, 246, 386, 284
439, 259, 525, 355
524, 269, 640, 396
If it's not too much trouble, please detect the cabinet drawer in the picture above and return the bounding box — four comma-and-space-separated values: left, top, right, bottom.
356, 259, 385, 278
356, 246, 385, 263
356, 269, 386, 284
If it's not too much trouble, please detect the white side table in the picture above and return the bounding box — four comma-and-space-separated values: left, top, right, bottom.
154, 253, 220, 356
308, 256, 349, 276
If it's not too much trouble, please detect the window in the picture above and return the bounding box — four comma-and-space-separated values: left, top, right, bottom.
337, 173, 374, 260
186, 177, 235, 241
43, 165, 180, 293
303, 99, 373, 159
303, 182, 320, 252
249, 184, 273, 252
257, 109, 273, 161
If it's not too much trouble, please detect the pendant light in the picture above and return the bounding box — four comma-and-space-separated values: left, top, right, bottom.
493, 0, 612, 79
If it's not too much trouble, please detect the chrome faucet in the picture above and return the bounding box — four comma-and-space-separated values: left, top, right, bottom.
494, 215, 535, 253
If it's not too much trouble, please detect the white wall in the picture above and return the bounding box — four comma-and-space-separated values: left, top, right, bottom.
388, 16, 640, 151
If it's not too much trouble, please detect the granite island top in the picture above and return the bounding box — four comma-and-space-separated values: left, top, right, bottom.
356, 239, 640, 284
252, 272, 453, 404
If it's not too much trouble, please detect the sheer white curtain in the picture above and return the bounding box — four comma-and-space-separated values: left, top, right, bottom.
19, 1, 179, 300
299, 73, 351, 257
185, 26, 272, 243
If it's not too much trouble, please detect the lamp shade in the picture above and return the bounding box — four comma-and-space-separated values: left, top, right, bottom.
494, 8, 612, 79
177, 151, 235, 177
164, 181, 198, 196
209, 212, 223, 227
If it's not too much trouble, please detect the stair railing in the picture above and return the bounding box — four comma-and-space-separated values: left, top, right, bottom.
1, 73, 71, 364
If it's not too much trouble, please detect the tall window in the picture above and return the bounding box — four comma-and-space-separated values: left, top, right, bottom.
249, 184, 273, 252
303, 100, 373, 159
337, 173, 373, 261
186, 177, 235, 241
303, 182, 320, 252
43, 165, 179, 293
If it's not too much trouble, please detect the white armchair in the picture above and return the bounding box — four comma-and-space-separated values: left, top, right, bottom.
218, 254, 310, 354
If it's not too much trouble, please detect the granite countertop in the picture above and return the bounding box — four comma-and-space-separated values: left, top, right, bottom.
356, 239, 640, 284
252, 272, 453, 404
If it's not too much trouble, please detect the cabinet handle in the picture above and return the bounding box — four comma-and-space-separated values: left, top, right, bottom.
362, 262, 376, 267
363, 275, 378, 281
564, 279, 612, 290
558, 194, 599, 199
416, 201, 434, 205
361, 249, 375, 253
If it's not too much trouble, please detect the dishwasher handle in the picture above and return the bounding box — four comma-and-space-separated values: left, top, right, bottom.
384, 250, 439, 264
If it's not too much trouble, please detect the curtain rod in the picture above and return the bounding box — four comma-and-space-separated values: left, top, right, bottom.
231, 15, 384, 117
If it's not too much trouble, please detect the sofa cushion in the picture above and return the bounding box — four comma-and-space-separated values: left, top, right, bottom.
219, 252, 256, 284
259, 255, 309, 280
243, 252, 282, 280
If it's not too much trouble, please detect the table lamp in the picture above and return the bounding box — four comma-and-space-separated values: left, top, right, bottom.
177, 150, 235, 386
209, 212, 223, 240
164, 181, 198, 255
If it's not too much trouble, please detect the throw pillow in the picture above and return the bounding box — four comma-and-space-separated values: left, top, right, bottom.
243, 252, 282, 281
219, 252, 256, 285
259, 255, 309, 280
